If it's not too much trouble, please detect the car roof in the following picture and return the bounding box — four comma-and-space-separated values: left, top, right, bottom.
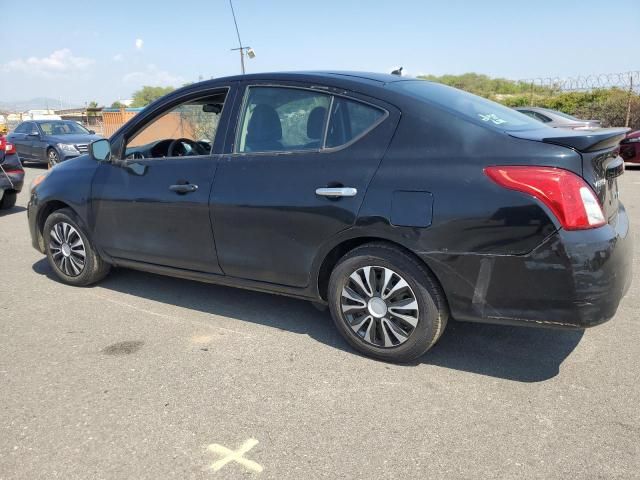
32, 119, 71, 123
205, 71, 408, 84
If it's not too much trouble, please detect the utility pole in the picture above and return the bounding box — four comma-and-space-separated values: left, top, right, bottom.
625, 74, 633, 128
229, 0, 245, 74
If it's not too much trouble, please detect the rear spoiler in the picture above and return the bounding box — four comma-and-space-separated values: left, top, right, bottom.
510, 127, 630, 152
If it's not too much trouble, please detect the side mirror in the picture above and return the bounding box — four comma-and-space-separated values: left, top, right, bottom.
89, 139, 111, 162
89, 129, 96, 134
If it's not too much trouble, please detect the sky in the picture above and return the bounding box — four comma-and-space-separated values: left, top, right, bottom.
0, 0, 638, 107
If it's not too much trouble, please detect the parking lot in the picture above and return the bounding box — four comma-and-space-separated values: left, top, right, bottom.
1, 165, 639, 479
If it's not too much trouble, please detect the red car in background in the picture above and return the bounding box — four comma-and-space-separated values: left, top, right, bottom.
621, 130, 640, 164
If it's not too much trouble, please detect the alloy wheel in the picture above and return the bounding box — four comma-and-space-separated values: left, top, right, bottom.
340, 265, 419, 348
48, 150, 59, 165
49, 222, 86, 276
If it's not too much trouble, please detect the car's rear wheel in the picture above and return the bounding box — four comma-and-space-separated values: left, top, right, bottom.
43, 208, 110, 286
328, 244, 448, 362
0, 190, 17, 210
47, 148, 59, 168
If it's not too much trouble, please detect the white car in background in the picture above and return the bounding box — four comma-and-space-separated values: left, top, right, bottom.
515, 107, 601, 130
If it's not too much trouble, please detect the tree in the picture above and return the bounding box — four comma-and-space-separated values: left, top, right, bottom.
110, 101, 126, 109
131, 86, 175, 107
87, 100, 99, 117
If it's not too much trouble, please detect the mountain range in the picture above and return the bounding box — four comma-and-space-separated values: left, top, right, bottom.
0, 98, 81, 113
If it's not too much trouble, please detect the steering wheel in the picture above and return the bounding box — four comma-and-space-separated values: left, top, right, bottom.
167, 138, 206, 157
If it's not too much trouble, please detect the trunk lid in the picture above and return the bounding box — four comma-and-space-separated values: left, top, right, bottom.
510, 127, 629, 224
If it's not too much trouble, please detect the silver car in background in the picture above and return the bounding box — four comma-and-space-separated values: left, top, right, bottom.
515, 107, 601, 130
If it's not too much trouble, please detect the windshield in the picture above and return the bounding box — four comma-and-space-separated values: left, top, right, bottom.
39, 121, 91, 135
391, 80, 545, 132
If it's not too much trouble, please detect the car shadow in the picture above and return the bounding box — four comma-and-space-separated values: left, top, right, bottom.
22, 162, 48, 170
0, 205, 27, 216
32, 259, 583, 383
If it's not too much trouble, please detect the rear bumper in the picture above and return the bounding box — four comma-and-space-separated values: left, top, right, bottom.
0, 170, 24, 193
422, 202, 632, 329
1, 153, 25, 192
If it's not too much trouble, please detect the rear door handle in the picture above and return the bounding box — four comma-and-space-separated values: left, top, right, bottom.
169, 183, 198, 194
315, 187, 358, 198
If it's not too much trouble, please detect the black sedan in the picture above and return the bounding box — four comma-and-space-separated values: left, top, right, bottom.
7, 120, 102, 167
26, 72, 632, 362
0, 135, 24, 210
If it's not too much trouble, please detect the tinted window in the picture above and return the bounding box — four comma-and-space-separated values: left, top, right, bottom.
39, 121, 90, 135
14, 123, 29, 134
392, 81, 544, 132
534, 112, 552, 123
237, 87, 330, 153
549, 110, 581, 121
326, 98, 385, 148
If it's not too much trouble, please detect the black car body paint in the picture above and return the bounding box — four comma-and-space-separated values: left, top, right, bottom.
27, 72, 632, 330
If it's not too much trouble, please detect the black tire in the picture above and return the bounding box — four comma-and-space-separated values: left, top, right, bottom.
0, 190, 17, 210
328, 243, 448, 362
47, 148, 60, 168
43, 208, 110, 286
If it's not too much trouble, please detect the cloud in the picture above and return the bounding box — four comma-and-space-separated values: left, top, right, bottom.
135, 38, 143, 50
1, 49, 94, 77
113, 53, 124, 62
122, 64, 185, 87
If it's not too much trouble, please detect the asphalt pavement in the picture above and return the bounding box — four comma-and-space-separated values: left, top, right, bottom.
1, 165, 639, 479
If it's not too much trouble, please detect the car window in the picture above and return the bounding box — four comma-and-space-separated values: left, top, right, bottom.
124, 91, 227, 159
548, 110, 580, 121
237, 87, 331, 153
26, 123, 38, 135
13, 123, 28, 134
326, 97, 385, 148
39, 121, 90, 135
534, 112, 552, 123
392, 81, 544, 132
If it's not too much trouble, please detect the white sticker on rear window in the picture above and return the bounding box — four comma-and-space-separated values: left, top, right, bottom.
478, 113, 507, 125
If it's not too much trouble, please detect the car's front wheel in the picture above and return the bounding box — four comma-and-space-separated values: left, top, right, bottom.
43, 208, 110, 286
47, 148, 59, 168
328, 244, 448, 362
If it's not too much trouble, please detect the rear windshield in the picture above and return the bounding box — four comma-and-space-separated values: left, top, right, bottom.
548, 109, 580, 121
391, 81, 544, 132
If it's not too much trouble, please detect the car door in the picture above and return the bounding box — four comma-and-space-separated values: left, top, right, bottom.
24, 122, 44, 160
9, 122, 32, 160
211, 83, 400, 287
91, 85, 236, 273
30, 123, 49, 162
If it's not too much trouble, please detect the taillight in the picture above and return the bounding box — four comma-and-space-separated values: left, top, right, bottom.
0, 137, 16, 155
484, 166, 606, 230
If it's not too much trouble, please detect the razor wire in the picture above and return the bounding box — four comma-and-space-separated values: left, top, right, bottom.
517, 71, 639, 93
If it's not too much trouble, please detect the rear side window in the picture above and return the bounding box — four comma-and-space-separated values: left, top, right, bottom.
236, 86, 387, 154
237, 87, 331, 153
326, 98, 385, 148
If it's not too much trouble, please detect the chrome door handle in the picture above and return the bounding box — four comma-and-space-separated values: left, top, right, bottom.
315, 187, 358, 198
169, 183, 198, 194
